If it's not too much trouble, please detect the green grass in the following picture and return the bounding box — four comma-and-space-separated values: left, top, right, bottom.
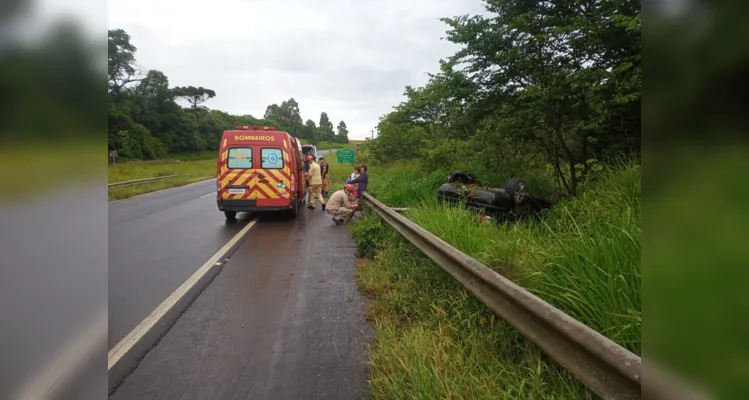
348, 159, 641, 399
108, 159, 215, 201
327, 152, 360, 186
0, 141, 102, 200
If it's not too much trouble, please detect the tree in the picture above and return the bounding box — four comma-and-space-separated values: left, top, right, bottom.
263, 98, 303, 136
173, 86, 216, 109
280, 98, 303, 136
302, 119, 317, 140
336, 120, 349, 143
318, 112, 335, 141
438, 0, 641, 194
362, 0, 640, 194
108, 29, 141, 94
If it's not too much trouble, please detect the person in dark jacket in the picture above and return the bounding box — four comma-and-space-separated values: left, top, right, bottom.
319, 157, 330, 196
347, 165, 368, 200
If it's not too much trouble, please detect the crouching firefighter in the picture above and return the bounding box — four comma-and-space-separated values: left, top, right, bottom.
326, 184, 357, 224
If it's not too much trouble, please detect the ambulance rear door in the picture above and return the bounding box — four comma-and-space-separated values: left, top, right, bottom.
221, 146, 257, 201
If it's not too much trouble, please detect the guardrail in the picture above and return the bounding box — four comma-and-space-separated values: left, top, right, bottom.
108, 175, 177, 188
361, 192, 695, 400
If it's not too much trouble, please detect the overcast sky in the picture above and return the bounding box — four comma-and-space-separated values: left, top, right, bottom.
106, 0, 488, 139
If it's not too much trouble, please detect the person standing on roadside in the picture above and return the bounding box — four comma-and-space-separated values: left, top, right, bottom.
348, 165, 369, 201
327, 184, 357, 224
306, 155, 325, 210
319, 157, 330, 196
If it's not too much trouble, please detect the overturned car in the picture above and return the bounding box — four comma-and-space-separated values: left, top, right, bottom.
437, 171, 556, 220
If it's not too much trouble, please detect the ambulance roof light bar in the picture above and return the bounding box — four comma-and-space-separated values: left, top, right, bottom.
235, 126, 276, 130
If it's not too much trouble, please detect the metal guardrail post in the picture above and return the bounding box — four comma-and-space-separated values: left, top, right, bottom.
361, 192, 697, 400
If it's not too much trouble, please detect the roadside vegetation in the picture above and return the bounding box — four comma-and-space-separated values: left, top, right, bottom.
108, 159, 214, 201
0, 141, 101, 200
344, 160, 640, 399
335, 0, 641, 398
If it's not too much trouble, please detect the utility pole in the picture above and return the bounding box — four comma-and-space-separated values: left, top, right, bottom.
370, 129, 375, 139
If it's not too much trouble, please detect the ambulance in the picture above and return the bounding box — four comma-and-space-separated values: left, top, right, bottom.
216, 126, 307, 220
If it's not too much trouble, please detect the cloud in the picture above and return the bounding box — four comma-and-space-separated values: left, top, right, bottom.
108, 0, 487, 139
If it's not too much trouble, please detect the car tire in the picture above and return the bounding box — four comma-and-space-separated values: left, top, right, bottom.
224, 211, 237, 221
504, 177, 528, 205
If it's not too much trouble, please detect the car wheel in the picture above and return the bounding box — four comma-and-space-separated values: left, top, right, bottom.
224, 211, 237, 221
504, 177, 528, 205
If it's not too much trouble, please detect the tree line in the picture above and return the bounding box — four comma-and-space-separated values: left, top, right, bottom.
366, 0, 640, 195
108, 29, 349, 161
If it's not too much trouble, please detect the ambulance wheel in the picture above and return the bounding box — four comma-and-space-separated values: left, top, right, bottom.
224, 211, 237, 221
289, 198, 299, 218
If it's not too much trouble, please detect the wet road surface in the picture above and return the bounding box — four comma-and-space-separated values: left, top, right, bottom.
111, 204, 372, 400
108, 148, 336, 350
0, 183, 107, 399
108, 179, 256, 349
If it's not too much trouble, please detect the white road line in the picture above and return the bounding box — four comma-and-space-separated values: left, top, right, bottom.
13, 307, 108, 400
107, 217, 259, 370
199, 192, 216, 199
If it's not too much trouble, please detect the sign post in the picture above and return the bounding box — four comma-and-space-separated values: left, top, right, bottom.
337, 149, 355, 165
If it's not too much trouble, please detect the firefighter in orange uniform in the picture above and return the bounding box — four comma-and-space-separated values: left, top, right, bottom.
306, 155, 325, 210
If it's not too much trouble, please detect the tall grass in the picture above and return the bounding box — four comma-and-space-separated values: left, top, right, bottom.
349, 160, 641, 398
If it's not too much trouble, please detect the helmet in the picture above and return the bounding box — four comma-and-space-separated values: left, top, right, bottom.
305, 155, 313, 161
345, 184, 355, 192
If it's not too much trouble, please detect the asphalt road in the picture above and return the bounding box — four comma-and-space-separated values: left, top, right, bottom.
108, 148, 336, 349
108, 179, 256, 349
111, 196, 371, 400
109, 149, 371, 399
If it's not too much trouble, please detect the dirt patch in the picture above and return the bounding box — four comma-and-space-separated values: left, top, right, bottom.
356, 258, 372, 270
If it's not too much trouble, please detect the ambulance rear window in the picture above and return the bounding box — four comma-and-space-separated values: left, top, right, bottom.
227, 148, 252, 169
261, 148, 284, 169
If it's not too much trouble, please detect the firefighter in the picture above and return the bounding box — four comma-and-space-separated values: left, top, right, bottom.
306, 155, 325, 210
319, 156, 330, 196
327, 184, 357, 224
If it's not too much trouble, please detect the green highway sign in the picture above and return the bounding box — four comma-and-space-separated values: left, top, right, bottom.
337, 150, 355, 164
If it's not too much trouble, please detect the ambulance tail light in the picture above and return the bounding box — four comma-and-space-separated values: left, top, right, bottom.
290, 174, 296, 192
217, 173, 221, 192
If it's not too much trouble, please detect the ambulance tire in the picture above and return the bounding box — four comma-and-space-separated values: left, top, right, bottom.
288, 197, 300, 218
224, 211, 237, 221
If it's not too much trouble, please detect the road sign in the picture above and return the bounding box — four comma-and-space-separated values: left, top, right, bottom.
337, 150, 355, 164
